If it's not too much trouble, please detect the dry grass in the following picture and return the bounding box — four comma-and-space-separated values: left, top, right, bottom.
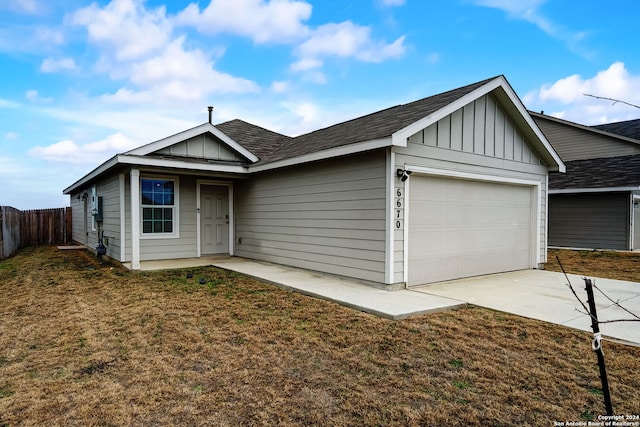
1, 247, 639, 426
546, 248, 640, 282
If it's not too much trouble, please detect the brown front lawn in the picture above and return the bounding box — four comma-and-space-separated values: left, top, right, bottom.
546, 248, 640, 282
1, 247, 639, 426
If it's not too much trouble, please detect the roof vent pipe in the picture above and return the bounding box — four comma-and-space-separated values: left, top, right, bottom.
207, 106, 213, 124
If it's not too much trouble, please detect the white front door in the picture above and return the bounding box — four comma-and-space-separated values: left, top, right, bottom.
200, 185, 229, 255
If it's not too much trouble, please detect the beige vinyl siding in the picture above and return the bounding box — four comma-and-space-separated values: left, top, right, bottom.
138, 174, 198, 261
69, 174, 122, 260
398, 94, 550, 263
549, 193, 631, 250
534, 116, 640, 161
96, 174, 122, 261
235, 150, 387, 283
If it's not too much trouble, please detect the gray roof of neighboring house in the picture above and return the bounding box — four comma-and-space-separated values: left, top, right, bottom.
549, 154, 640, 190
592, 118, 640, 140
216, 76, 497, 164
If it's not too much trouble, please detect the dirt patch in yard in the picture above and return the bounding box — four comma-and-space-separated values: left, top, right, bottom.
1, 247, 639, 426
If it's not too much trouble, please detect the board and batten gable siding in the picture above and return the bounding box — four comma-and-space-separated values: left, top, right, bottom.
396, 93, 550, 262
234, 150, 388, 283
534, 116, 640, 161
549, 193, 631, 250
155, 133, 244, 162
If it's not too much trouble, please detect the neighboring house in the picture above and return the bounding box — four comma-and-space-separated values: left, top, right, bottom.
531, 112, 640, 251
64, 76, 564, 288
592, 118, 640, 140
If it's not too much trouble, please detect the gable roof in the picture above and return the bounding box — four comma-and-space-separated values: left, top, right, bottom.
126, 122, 259, 163
215, 119, 292, 159
64, 75, 564, 194
592, 118, 640, 140
253, 75, 564, 172
260, 77, 495, 164
530, 112, 640, 162
549, 154, 640, 192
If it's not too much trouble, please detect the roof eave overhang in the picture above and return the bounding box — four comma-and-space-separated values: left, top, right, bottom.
549, 186, 640, 194
249, 137, 392, 173
63, 154, 250, 195
126, 123, 260, 163
391, 76, 566, 173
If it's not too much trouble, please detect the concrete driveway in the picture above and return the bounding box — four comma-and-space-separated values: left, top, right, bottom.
412, 270, 640, 345
207, 257, 640, 345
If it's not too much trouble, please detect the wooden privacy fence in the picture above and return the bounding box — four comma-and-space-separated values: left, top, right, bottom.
0, 206, 72, 259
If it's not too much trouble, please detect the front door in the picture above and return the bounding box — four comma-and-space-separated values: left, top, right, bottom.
200, 185, 229, 255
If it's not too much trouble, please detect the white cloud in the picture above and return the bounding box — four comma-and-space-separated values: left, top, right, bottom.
470, 0, 590, 56
40, 57, 77, 73
25, 90, 53, 103
379, 0, 406, 5
175, 0, 312, 44
100, 37, 259, 105
72, 0, 171, 61
70, 0, 259, 107
525, 62, 640, 125
0, 98, 20, 108
270, 81, 289, 93
290, 58, 323, 72
29, 133, 139, 164
0, 0, 42, 14
291, 21, 406, 78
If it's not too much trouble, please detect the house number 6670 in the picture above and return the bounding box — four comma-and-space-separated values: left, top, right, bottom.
394, 187, 404, 229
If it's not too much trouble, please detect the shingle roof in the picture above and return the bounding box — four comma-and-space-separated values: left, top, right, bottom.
549, 154, 640, 189
215, 119, 291, 160
592, 118, 640, 140
225, 76, 497, 164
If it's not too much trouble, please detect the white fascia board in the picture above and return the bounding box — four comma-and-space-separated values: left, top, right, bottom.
117, 154, 250, 174
549, 186, 640, 194
126, 123, 259, 163
391, 77, 505, 147
63, 155, 119, 194
391, 76, 566, 173
497, 78, 566, 173
249, 137, 392, 173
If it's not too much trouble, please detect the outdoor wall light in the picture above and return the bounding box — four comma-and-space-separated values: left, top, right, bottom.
397, 168, 412, 182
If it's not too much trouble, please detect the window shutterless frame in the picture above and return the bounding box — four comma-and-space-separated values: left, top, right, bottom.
140, 175, 179, 239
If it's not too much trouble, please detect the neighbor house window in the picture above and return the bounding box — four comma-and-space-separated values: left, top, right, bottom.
141, 177, 178, 236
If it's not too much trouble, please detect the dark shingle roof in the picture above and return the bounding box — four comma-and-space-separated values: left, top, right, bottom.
215, 119, 292, 159
253, 77, 497, 164
592, 118, 640, 140
549, 154, 640, 190
211, 77, 497, 165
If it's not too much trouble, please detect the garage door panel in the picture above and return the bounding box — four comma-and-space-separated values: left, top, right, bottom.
408, 176, 533, 286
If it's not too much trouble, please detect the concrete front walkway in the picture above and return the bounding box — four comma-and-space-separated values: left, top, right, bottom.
209, 257, 466, 319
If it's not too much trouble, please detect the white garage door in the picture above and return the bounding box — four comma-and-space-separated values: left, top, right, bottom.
408, 175, 534, 286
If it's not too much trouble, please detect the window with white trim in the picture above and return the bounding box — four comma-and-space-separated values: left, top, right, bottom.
141, 177, 177, 236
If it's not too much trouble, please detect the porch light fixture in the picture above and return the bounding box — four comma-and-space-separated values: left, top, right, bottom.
397, 168, 412, 182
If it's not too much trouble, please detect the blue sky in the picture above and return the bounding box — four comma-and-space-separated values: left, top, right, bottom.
1, 0, 639, 209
